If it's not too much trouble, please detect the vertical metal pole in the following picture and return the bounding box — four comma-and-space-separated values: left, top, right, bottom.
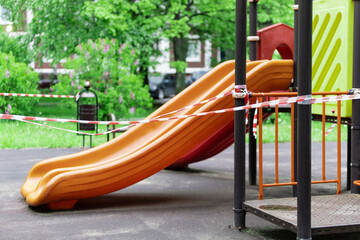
234, 0, 247, 230
351, 0, 360, 194
248, 0, 258, 186
347, 125, 352, 190
297, 0, 312, 239
293, 0, 299, 197
249, 0, 258, 61
248, 109, 257, 185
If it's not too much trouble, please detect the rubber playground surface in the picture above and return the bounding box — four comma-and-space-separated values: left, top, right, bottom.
1, 142, 360, 240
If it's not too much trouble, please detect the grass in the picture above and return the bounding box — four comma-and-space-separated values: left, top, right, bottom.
259, 113, 348, 143
0, 102, 156, 149
0, 103, 348, 149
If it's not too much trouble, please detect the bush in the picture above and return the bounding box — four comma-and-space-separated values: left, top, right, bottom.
0, 30, 33, 64
54, 38, 152, 120
0, 52, 40, 115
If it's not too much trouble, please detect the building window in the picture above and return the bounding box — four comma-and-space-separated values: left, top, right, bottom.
0, 7, 11, 25
186, 39, 202, 62
170, 38, 205, 68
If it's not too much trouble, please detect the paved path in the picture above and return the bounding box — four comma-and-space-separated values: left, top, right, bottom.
1, 143, 359, 240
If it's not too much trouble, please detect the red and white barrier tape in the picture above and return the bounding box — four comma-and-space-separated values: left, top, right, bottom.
252, 98, 259, 138
1, 94, 359, 126
18, 119, 132, 136
4, 90, 236, 136
154, 90, 234, 119
0, 93, 75, 98
325, 123, 337, 137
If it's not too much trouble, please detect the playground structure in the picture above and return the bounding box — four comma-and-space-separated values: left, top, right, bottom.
20, 59, 293, 209
0, 0, 359, 239
234, 0, 360, 239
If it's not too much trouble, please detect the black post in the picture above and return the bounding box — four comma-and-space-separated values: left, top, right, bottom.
348, 125, 352, 190
249, 0, 258, 61
248, 0, 258, 186
234, 0, 247, 230
248, 109, 257, 185
293, 0, 299, 197
351, 0, 360, 194
297, 0, 312, 239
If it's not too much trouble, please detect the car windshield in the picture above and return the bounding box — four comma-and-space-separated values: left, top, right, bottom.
149, 74, 163, 84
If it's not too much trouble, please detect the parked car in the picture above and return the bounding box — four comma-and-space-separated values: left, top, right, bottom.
185, 70, 208, 87
149, 73, 176, 99
38, 79, 59, 89
38, 74, 59, 89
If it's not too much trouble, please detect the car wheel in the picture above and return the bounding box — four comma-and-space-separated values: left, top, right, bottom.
158, 89, 165, 99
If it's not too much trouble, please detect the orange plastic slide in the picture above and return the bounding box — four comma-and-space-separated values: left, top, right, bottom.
21, 60, 293, 210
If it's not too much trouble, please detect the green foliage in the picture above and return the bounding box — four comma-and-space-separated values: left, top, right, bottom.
0, 52, 39, 114
54, 38, 152, 120
0, 30, 33, 64
257, 0, 294, 28
0, 0, 294, 90
0, 0, 108, 64
170, 61, 187, 73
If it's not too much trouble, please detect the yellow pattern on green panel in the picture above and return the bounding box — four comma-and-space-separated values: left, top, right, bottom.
312, 0, 354, 118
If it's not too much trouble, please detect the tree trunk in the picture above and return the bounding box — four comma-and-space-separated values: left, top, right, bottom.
172, 35, 188, 94
138, 65, 149, 86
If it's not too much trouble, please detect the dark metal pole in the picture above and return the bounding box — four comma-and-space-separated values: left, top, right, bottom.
351, 0, 360, 194
248, 0, 258, 186
249, 0, 258, 61
248, 109, 257, 185
234, 0, 247, 230
297, 0, 312, 239
293, 0, 299, 197
348, 125, 352, 190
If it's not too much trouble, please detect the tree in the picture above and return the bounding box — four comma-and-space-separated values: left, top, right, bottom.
1, 0, 171, 85
166, 0, 236, 93
0, 30, 33, 64
54, 38, 152, 119
0, 52, 39, 115
1, 0, 294, 93
257, 0, 294, 29
84, 0, 236, 93
0, 0, 108, 65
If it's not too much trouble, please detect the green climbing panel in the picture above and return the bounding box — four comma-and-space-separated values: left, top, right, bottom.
312, 0, 354, 117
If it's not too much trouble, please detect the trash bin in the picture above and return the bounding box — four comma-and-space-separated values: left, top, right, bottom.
76, 81, 98, 147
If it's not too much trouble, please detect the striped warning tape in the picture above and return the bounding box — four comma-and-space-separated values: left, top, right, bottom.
252, 98, 259, 138
153, 90, 234, 119
0, 93, 76, 98
1, 93, 359, 126
325, 123, 337, 137
0, 85, 240, 100
6, 90, 236, 136
17, 119, 132, 136
0, 94, 360, 125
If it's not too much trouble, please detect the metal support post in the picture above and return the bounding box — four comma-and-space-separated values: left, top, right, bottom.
293, 0, 299, 197
297, 0, 312, 239
248, 109, 257, 185
234, 0, 247, 230
249, 0, 258, 61
351, 0, 360, 194
348, 125, 352, 190
248, 0, 258, 186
